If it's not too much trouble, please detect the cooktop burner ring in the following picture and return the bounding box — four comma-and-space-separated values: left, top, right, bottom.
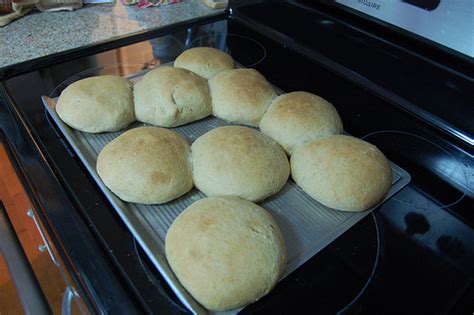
131, 211, 382, 314
186, 33, 267, 68
336, 212, 381, 314
362, 130, 467, 209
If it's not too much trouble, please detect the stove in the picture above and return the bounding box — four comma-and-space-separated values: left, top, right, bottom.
0, 2, 472, 313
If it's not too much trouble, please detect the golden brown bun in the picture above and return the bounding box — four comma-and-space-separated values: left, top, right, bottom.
134, 66, 211, 127
165, 196, 286, 311
259, 91, 343, 155
191, 126, 290, 201
96, 127, 193, 204
174, 47, 235, 79
291, 135, 392, 212
56, 75, 135, 133
209, 68, 277, 127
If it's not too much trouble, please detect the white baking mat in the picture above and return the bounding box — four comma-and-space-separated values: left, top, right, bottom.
41, 70, 410, 315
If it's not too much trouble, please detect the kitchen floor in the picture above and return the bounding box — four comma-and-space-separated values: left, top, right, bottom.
0, 252, 23, 314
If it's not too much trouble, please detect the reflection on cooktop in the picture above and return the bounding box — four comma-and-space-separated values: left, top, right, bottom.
362, 130, 468, 208
404, 212, 430, 236
361, 129, 474, 277
362, 130, 474, 275
241, 213, 380, 314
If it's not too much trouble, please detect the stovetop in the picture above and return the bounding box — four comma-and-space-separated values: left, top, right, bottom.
1, 3, 473, 314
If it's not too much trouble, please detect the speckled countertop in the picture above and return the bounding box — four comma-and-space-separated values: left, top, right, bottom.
0, 0, 224, 69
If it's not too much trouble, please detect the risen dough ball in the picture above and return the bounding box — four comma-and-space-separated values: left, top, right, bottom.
56, 75, 135, 133
134, 66, 211, 127
96, 127, 193, 204
174, 47, 235, 79
291, 135, 392, 212
259, 91, 343, 155
191, 126, 290, 202
209, 68, 277, 127
165, 196, 286, 311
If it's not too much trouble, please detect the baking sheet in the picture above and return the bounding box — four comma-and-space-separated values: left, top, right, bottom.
41, 69, 410, 314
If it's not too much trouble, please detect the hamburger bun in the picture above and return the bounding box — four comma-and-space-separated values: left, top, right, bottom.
166, 196, 286, 311
291, 135, 392, 212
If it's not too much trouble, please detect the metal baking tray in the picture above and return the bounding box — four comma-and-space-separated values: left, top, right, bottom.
41, 66, 410, 314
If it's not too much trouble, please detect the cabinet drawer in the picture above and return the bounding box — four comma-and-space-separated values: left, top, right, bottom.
0, 142, 89, 315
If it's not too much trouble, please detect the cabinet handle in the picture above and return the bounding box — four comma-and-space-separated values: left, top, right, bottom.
61, 286, 75, 315
27, 209, 59, 266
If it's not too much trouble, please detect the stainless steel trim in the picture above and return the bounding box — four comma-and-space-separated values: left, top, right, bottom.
336, 0, 474, 57
0, 202, 51, 315
27, 208, 60, 267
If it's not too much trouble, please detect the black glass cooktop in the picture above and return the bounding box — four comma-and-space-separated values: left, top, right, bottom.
2, 4, 473, 314
235, 2, 474, 146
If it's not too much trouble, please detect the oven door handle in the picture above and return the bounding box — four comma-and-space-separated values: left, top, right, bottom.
61, 286, 76, 315
0, 201, 51, 315
27, 208, 60, 267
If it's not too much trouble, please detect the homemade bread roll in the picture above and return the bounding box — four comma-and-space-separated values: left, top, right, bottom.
56, 75, 135, 133
291, 135, 392, 212
174, 47, 235, 79
166, 196, 286, 311
259, 91, 343, 155
209, 68, 277, 127
96, 127, 193, 204
134, 66, 211, 127
192, 126, 289, 201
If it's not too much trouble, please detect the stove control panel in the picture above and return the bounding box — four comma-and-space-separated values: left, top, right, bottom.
335, 0, 473, 57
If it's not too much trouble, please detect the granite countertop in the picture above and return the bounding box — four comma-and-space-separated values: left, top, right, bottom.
0, 0, 224, 69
